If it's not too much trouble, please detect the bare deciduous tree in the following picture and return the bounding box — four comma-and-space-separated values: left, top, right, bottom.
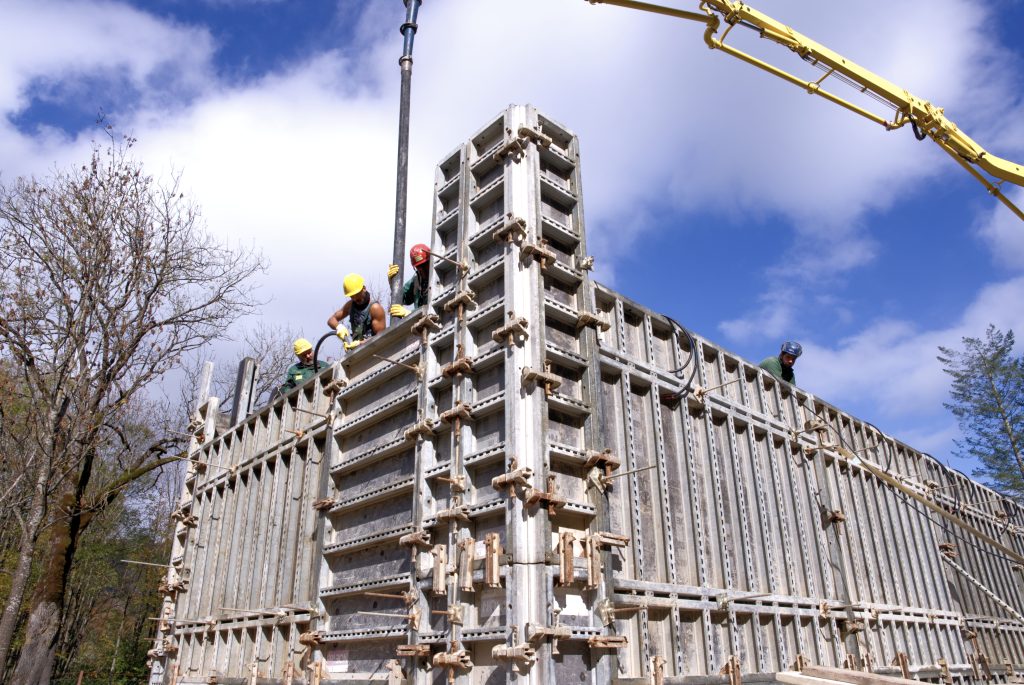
0, 136, 265, 683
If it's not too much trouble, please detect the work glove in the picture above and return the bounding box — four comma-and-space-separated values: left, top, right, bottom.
335, 324, 350, 341
343, 340, 363, 351
390, 304, 411, 318
387, 263, 399, 279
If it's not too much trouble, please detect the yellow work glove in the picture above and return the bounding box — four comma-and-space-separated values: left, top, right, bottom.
335, 324, 350, 341
343, 340, 362, 351
390, 304, 410, 318
387, 263, 399, 279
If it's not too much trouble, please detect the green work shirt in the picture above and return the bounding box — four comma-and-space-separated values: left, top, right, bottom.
759, 355, 795, 384
279, 360, 330, 394
402, 270, 429, 308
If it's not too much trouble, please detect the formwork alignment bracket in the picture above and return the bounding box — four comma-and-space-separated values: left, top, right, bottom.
323, 378, 348, 395
430, 545, 448, 596
597, 598, 643, 626
399, 530, 432, 549
492, 312, 529, 347
436, 504, 471, 523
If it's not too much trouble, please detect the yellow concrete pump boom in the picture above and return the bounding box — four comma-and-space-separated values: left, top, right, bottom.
587, 0, 1024, 221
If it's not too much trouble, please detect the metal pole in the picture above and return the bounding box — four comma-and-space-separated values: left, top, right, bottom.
390, 0, 422, 314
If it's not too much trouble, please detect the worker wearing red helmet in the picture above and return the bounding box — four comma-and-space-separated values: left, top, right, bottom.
387, 243, 431, 318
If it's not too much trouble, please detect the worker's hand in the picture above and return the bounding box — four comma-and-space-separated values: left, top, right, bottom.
387, 263, 399, 279
390, 304, 411, 318
335, 324, 350, 341
343, 340, 362, 351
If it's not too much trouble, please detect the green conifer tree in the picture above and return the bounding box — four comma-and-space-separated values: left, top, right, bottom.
938, 325, 1024, 501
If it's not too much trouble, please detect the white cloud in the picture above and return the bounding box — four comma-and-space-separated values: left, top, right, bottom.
1, 0, 1023, 453
801, 275, 1024, 422
976, 187, 1024, 269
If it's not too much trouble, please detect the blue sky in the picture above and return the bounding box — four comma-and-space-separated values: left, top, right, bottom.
3, 0, 1024, 478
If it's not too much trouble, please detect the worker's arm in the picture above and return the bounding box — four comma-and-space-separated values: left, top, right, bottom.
369, 302, 387, 335
327, 302, 350, 330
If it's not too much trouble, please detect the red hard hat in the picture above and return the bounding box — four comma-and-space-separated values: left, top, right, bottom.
410, 243, 431, 267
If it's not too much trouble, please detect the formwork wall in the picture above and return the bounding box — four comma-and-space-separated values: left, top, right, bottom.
150, 105, 1024, 685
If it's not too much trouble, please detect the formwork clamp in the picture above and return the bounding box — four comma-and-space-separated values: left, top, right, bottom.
720, 655, 742, 685
517, 125, 553, 149
430, 545, 448, 596
458, 537, 476, 592
588, 634, 628, 650
432, 642, 474, 683
404, 418, 437, 442
523, 475, 566, 515
520, 238, 557, 270
312, 497, 336, 512
484, 533, 503, 587
578, 255, 595, 271
171, 510, 199, 528
939, 541, 958, 558
575, 311, 610, 332
439, 402, 474, 425
491, 643, 536, 666
522, 363, 562, 397
436, 504, 471, 523
441, 352, 475, 379
492, 134, 527, 163
586, 532, 630, 589
396, 644, 431, 659
492, 463, 534, 494
527, 620, 572, 655
492, 312, 530, 347
493, 214, 528, 244
323, 378, 348, 395
299, 631, 324, 647
443, 288, 477, 314
410, 312, 442, 340
400, 530, 433, 550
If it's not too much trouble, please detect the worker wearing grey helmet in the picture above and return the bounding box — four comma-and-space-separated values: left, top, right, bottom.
759, 341, 802, 384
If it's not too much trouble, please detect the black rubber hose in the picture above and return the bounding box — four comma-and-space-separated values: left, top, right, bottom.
910, 118, 928, 141
663, 314, 699, 400
312, 331, 336, 372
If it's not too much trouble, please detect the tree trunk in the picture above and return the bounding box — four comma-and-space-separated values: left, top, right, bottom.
0, 459, 50, 678
10, 495, 80, 685
8, 600, 60, 685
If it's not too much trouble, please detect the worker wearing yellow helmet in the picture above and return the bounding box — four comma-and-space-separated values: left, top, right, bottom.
327, 273, 386, 350
278, 337, 330, 394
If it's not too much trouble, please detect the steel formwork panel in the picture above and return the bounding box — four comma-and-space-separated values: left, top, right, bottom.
151, 105, 1024, 685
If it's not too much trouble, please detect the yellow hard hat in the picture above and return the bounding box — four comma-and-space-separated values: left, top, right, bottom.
293, 338, 313, 355
343, 273, 365, 298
